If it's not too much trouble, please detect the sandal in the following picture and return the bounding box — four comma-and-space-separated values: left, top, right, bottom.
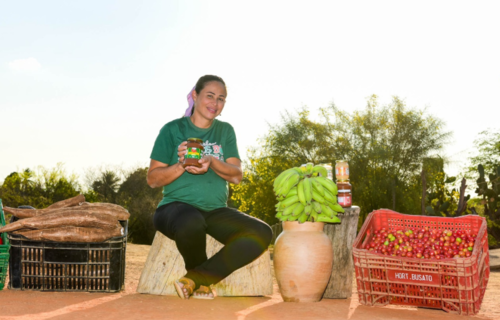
174, 277, 195, 299
192, 285, 215, 300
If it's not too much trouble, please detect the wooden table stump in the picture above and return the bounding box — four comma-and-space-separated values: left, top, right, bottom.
323, 205, 360, 299
137, 231, 273, 296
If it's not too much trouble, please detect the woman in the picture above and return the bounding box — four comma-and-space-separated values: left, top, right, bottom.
147, 75, 273, 299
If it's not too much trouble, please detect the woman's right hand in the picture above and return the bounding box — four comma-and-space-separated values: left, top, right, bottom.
177, 141, 188, 164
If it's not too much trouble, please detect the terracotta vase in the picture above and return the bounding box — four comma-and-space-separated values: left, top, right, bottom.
273, 221, 333, 302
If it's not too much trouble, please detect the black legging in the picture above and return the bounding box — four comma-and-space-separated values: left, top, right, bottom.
153, 201, 273, 289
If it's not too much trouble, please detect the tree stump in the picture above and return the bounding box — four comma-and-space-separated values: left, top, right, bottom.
322, 206, 360, 298
137, 231, 273, 296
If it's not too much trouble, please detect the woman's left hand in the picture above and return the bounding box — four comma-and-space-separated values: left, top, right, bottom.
185, 155, 212, 175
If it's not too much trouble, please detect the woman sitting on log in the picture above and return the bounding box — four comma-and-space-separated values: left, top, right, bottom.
147, 75, 272, 300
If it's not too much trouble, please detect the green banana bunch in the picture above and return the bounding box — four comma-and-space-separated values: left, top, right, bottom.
273, 164, 343, 224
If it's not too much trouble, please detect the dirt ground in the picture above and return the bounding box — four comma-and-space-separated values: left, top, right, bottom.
0, 243, 499, 320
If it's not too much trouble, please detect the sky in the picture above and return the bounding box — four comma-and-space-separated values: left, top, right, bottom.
1, 0, 499, 185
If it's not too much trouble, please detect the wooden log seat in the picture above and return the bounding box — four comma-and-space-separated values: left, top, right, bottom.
137, 231, 273, 296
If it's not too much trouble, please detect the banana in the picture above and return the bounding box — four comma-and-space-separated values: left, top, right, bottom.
279, 194, 299, 209
283, 202, 300, 216
283, 186, 298, 199
325, 202, 338, 216
312, 189, 326, 204
312, 201, 322, 214
316, 214, 341, 223
292, 202, 305, 216
287, 213, 299, 221
279, 172, 301, 197
315, 176, 338, 195
275, 202, 282, 209
321, 203, 335, 218
328, 202, 345, 213
323, 189, 337, 204
273, 168, 297, 192
298, 211, 309, 223
303, 178, 313, 204
297, 179, 306, 205
277, 184, 298, 201
275, 212, 283, 219
304, 203, 312, 216
275, 170, 295, 192
310, 210, 319, 222
312, 165, 328, 177
305, 162, 314, 174
311, 178, 325, 196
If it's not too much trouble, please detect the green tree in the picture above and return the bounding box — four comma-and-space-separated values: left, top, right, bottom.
459, 130, 500, 248
116, 167, 162, 244
232, 95, 451, 227
0, 164, 80, 209
90, 170, 121, 203
0, 172, 26, 208
467, 130, 500, 175
37, 164, 80, 203
321, 95, 451, 224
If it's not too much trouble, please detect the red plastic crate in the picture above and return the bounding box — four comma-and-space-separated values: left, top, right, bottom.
352, 209, 490, 315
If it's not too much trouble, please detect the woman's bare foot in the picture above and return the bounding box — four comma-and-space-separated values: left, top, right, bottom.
192, 285, 215, 300
176, 282, 191, 299
174, 277, 195, 299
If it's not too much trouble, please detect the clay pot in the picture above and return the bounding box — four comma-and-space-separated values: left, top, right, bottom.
273, 221, 333, 302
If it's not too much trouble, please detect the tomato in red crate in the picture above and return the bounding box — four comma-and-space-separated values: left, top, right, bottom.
352, 209, 490, 316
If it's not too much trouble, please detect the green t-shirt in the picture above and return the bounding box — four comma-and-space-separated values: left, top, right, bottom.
150, 117, 240, 211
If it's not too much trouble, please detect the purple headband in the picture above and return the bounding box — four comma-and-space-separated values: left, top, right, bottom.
184, 86, 196, 117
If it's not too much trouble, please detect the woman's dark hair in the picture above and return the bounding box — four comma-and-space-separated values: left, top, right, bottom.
189, 75, 227, 116
194, 75, 226, 94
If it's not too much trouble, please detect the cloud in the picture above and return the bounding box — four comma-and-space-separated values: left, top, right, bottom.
8, 57, 41, 71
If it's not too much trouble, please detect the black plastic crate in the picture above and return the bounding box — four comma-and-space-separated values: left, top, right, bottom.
8, 220, 127, 292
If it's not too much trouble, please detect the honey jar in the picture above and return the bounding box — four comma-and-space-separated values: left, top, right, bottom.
337, 180, 352, 208
335, 160, 349, 181
183, 138, 204, 168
